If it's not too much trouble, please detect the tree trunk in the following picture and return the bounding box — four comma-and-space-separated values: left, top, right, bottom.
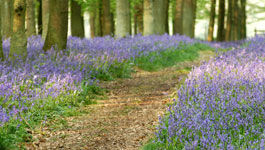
0, 1, 4, 61
153, 0, 166, 35
37, 0, 42, 35
165, 0, 169, 34
43, 0, 68, 51
225, 0, 232, 41
173, 0, 183, 35
217, 0, 225, 41
207, 0, 216, 41
10, 0, 27, 60
1, 0, 13, 38
182, 0, 196, 38
89, 10, 96, 38
71, 0, 84, 38
240, 0, 246, 39
116, 0, 131, 38
42, 0, 49, 39
26, 0, 36, 37
134, 2, 143, 35
143, 0, 154, 35
101, 0, 113, 36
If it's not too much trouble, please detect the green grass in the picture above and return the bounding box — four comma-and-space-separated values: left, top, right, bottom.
135, 43, 214, 71
0, 81, 106, 149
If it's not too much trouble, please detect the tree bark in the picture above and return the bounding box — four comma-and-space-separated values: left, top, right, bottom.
134, 2, 143, 35
116, 0, 131, 38
42, 0, 49, 39
37, 0, 42, 35
173, 0, 183, 35
101, 0, 113, 36
217, 0, 225, 41
207, 0, 216, 41
165, 0, 169, 34
143, 0, 154, 35
182, 0, 196, 38
0, 1, 4, 61
71, 0, 84, 38
225, 0, 232, 41
1, 0, 13, 38
43, 0, 68, 51
240, 0, 246, 39
10, 0, 27, 60
153, 0, 166, 35
26, 0, 36, 37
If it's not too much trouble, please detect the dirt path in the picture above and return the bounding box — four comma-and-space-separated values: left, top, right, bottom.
26, 51, 214, 150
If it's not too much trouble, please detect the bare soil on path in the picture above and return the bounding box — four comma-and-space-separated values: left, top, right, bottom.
25, 51, 214, 150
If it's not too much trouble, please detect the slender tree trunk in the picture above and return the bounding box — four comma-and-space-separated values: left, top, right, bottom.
37, 0, 42, 35
10, 0, 27, 60
143, 0, 154, 35
1, 0, 13, 38
233, 0, 239, 41
42, 0, 49, 39
134, 2, 143, 35
240, 0, 246, 39
26, 0, 36, 37
89, 10, 96, 38
182, 0, 196, 38
207, 0, 216, 41
0, 1, 4, 61
153, 0, 166, 35
43, 0, 68, 51
71, 0, 84, 37
165, 0, 169, 34
173, 0, 183, 35
225, 0, 232, 41
101, 0, 113, 36
95, 1, 102, 36
116, 0, 131, 37
217, 0, 225, 41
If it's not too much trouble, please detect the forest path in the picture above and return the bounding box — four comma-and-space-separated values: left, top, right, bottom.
26, 51, 214, 150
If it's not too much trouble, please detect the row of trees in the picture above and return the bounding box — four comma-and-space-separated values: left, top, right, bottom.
0, 0, 247, 61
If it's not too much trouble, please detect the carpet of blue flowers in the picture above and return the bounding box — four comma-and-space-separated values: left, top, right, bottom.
153, 35, 265, 149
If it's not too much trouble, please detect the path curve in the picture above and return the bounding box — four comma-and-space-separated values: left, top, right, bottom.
26, 51, 214, 150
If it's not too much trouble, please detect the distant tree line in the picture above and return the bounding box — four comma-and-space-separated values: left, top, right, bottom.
0, 0, 250, 61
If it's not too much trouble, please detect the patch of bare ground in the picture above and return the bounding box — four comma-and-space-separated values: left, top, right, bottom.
25, 51, 214, 150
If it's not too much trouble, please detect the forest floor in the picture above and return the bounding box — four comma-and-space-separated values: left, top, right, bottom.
25, 51, 214, 150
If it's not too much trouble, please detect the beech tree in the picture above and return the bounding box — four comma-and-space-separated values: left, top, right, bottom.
71, 0, 85, 37
173, 0, 183, 35
1, 0, 13, 38
217, 0, 225, 41
143, 0, 154, 35
42, 0, 49, 39
43, 0, 68, 51
182, 0, 196, 38
134, 2, 143, 35
0, 0, 4, 61
116, 0, 131, 37
207, 0, 216, 41
9, 0, 27, 60
26, 0, 36, 37
153, 0, 167, 35
102, 0, 113, 36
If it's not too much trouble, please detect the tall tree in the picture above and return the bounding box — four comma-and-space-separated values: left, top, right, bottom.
43, 0, 68, 51
9, 0, 27, 60
182, 0, 196, 38
143, 0, 154, 35
42, 0, 49, 39
26, 0, 36, 37
217, 0, 225, 41
116, 0, 131, 37
0, 0, 4, 61
37, 0, 42, 35
134, 2, 143, 35
225, 0, 232, 41
1, 0, 13, 38
240, 0, 246, 39
101, 0, 113, 36
71, 0, 84, 37
153, 0, 167, 34
165, 0, 169, 34
173, 0, 183, 35
207, 0, 216, 41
